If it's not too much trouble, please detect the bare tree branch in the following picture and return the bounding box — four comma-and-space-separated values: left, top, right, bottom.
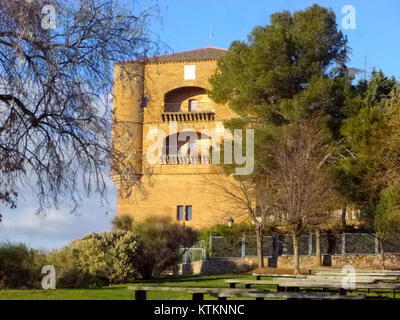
0, 0, 162, 213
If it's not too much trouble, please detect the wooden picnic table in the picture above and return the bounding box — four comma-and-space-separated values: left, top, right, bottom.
225, 279, 400, 298
127, 285, 365, 300
305, 275, 397, 283
313, 272, 400, 278
227, 278, 380, 289
312, 269, 400, 276
252, 273, 398, 282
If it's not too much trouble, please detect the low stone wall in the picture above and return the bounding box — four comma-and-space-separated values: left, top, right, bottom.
332, 254, 400, 268
272, 255, 317, 269
275, 254, 400, 269
172, 254, 400, 275
172, 258, 256, 276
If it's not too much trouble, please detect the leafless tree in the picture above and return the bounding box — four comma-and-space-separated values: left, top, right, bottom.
260, 117, 334, 274
0, 0, 160, 216
206, 173, 271, 268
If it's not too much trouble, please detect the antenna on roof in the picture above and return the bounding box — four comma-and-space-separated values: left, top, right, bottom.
364, 51, 367, 82
209, 24, 213, 47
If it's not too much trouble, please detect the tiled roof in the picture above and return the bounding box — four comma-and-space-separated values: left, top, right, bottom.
146, 46, 227, 64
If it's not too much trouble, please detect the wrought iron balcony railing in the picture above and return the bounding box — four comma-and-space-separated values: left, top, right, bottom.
161, 111, 215, 122
159, 154, 212, 165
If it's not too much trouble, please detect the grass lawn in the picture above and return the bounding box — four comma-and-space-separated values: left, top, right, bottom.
0, 273, 397, 300
0, 274, 256, 300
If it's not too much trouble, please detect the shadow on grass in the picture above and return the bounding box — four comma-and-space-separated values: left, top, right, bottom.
126, 273, 251, 285
45, 274, 251, 291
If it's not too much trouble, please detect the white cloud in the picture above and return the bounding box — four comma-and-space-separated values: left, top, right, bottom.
0, 184, 116, 250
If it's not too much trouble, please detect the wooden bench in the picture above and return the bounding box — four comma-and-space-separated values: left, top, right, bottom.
226, 279, 400, 298
127, 285, 365, 300
208, 291, 365, 300
253, 273, 307, 280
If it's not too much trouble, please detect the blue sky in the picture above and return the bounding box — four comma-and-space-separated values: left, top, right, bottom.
151, 0, 400, 79
0, 0, 399, 250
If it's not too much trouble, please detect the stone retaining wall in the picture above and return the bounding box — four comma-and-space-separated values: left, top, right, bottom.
172, 258, 256, 275
172, 254, 400, 275
275, 254, 400, 269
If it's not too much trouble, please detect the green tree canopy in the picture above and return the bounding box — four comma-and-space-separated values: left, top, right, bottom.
363, 69, 397, 107
209, 4, 352, 273
335, 71, 399, 227
209, 4, 350, 136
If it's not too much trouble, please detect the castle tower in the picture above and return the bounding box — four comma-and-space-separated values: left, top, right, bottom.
112, 47, 247, 228
112, 62, 145, 186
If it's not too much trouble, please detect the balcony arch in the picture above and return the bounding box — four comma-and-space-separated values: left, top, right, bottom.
160, 131, 212, 164
164, 86, 213, 113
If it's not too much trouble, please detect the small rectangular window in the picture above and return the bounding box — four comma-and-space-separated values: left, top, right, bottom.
177, 205, 184, 220
184, 65, 196, 80
185, 205, 192, 220
189, 99, 198, 112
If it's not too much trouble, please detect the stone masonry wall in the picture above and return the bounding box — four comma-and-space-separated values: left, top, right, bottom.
172, 254, 400, 275
114, 57, 250, 229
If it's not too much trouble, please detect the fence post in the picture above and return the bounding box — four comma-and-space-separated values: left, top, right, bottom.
375, 233, 379, 254
202, 240, 206, 260
308, 233, 312, 256
209, 233, 213, 258
274, 235, 278, 258
241, 235, 246, 258
342, 233, 346, 255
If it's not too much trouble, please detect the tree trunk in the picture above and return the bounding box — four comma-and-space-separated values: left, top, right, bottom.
341, 204, 347, 230
292, 232, 300, 275
315, 229, 322, 267
256, 225, 264, 268
379, 238, 385, 270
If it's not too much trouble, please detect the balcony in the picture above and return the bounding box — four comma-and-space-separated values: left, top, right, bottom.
159, 154, 212, 164
164, 101, 213, 112
162, 86, 215, 121
161, 111, 215, 122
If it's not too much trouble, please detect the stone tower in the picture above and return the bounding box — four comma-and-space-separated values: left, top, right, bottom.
112, 47, 247, 228
112, 62, 145, 185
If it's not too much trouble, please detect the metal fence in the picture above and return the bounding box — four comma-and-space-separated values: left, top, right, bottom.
209, 233, 400, 258
180, 241, 206, 264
